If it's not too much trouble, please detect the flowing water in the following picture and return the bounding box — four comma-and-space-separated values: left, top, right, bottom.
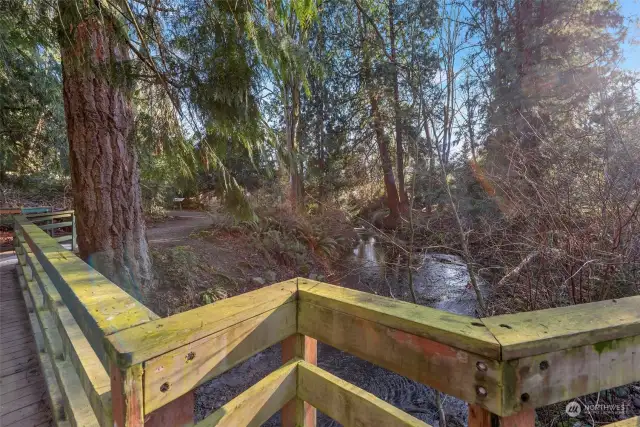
195, 230, 486, 426
343, 231, 486, 317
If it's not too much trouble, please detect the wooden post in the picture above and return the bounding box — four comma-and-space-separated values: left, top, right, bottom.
145, 393, 195, 427
72, 212, 77, 252
111, 362, 145, 427
469, 404, 535, 427
24, 262, 33, 281
282, 334, 317, 427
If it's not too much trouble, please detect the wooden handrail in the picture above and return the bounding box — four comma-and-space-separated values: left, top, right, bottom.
482, 297, 640, 358
104, 280, 297, 367
26, 209, 74, 220
13, 214, 159, 426
297, 287, 504, 414
15, 216, 157, 366
298, 278, 500, 358
17, 238, 111, 425
194, 358, 299, 427
11, 213, 640, 427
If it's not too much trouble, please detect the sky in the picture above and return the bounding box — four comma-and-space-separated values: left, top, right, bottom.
620, 0, 640, 70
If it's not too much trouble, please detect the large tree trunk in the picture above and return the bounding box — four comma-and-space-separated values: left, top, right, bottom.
285, 78, 304, 211
359, 12, 401, 225
59, 1, 153, 296
389, 0, 407, 207
317, 26, 327, 201
371, 94, 401, 224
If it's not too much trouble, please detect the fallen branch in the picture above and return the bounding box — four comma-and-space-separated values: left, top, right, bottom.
497, 247, 563, 287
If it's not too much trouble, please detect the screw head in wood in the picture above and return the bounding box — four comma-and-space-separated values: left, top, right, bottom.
476, 361, 488, 372
476, 386, 488, 397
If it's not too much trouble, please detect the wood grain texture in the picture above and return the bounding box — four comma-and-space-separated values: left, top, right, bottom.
501, 334, 640, 415
298, 300, 504, 414
111, 363, 144, 427
17, 269, 66, 424
21, 262, 100, 427
195, 358, 299, 427
106, 280, 297, 368
145, 392, 194, 427
482, 296, 640, 359
1, 262, 53, 427
27, 210, 74, 220
298, 279, 500, 359
468, 405, 534, 427
143, 302, 297, 413
297, 361, 430, 427
282, 334, 317, 427
468, 404, 492, 427
21, 240, 112, 425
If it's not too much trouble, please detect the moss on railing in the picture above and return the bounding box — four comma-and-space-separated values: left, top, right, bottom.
13, 212, 640, 427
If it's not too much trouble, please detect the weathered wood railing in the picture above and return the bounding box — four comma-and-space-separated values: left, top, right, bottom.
25, 209, 77, 250
10, 213, 640, 427
3, 207, 76, 249
1, 206, 52, 226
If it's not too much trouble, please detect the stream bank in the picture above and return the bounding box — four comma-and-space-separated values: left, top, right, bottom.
192, 229, 486, 426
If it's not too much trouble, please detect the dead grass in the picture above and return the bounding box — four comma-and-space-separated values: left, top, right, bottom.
147, 245, 237, 316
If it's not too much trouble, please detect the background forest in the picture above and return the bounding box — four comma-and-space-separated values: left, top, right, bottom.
1, 0, 640, 424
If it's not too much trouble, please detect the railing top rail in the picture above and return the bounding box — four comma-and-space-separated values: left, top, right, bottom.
105, 280, 297, 367
481, 296, 640, 359
0, 207, 22, 215
298, 279, 500, 358
26, 209, 74, 219
14, 215, 158, 367
21, 206, 53, 214
104, 275, 640, 367
103, 276, 640, 418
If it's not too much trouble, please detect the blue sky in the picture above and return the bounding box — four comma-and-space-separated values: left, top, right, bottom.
620, 0, 640, 70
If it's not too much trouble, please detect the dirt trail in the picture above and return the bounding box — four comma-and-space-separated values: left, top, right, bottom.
146, 210, 214, 246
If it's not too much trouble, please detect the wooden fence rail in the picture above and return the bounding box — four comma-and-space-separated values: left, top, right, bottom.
8, 213, 640, 427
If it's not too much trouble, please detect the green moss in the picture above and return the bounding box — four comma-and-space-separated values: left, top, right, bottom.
502, 361, 520, 413
593, 339, 616, 354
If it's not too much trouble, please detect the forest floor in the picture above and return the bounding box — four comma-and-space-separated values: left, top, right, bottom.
147, 210, 214, 245
144, 208, 334, 317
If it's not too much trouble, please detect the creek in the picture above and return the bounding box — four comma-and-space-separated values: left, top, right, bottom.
195, 230, 487, 426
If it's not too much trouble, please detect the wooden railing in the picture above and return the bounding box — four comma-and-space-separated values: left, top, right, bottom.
10, 213, 640, 427
1, 206, 53, 226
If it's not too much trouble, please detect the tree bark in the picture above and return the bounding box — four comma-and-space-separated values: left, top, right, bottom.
389, 0, 407, 206
370, 94, 401, 224
317, 26, 327, 201
285, 78, 303, 212
59, 1, 153, 296
359, 12, 401, 225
